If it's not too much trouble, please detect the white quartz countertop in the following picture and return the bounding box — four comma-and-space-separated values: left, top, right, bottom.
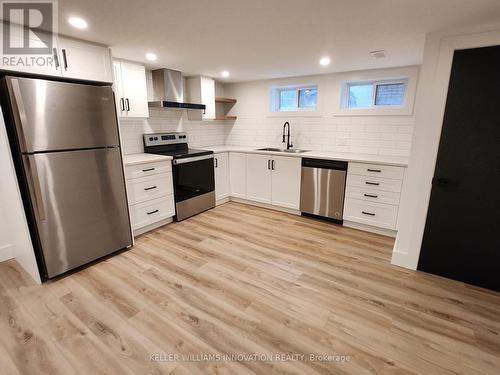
208, 145, 409, 167
122, 153, 173, 166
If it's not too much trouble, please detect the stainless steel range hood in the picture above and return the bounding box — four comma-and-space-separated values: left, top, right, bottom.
148, 68, 206, 111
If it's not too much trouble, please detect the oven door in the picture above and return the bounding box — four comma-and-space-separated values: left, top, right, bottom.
172, 154, 215, 203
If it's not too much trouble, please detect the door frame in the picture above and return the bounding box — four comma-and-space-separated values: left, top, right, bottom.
392, 25, 500, 270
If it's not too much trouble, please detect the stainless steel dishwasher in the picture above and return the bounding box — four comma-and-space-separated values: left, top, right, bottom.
300, 158, 348, 222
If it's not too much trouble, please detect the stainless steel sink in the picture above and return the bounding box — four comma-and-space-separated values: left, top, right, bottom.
256, 147, 283, 152
256, 147, 309, 153
283, 149, 309, 154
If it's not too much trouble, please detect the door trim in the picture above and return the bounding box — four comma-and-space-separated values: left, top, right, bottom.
392, 26, 500, 270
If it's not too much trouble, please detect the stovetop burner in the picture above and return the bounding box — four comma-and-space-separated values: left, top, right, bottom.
142, 132, 213, 159
159, 148, 214, 159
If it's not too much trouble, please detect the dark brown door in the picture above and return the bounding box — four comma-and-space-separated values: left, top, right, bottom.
418, 45, 500, 292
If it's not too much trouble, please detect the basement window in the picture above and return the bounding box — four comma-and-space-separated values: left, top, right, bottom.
343, 79, 407, 109
272, 85, 318, 112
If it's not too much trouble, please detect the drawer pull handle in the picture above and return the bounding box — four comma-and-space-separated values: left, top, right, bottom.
142, 167, 155, 172
364, 193, 378, 198
147, 209, 159, 215
362, 211, 376, 216
367, 168, 382, 173
365, 181, 380, 186
144, 186, 157, 191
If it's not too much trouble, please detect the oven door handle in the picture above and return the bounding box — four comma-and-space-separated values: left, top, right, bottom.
172, 154, 214, 165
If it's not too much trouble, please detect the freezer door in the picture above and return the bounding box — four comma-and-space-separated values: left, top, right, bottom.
5, 76, 119, 153
23, 148, 132, 278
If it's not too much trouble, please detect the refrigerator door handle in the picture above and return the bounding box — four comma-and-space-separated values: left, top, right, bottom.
9, 78, 30, 152
25, 156, 46, 221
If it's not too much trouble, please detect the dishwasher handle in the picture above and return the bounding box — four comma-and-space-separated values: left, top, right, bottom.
302, 158, 348, 170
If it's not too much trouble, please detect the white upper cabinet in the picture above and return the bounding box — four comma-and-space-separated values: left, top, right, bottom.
113, 60, 149, 118
271, 156, 301, 210
58, 37, 113, 82
0, 23, 113, 83
214, 153, 230, 201
0, 23, 61, 76
246, 154, 272, 204
186, 76, 216, 120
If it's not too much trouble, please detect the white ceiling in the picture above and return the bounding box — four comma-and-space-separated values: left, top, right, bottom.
57, 0, 500, 82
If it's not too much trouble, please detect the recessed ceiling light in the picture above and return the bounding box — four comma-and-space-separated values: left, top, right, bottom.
145, 52, 157, 61
68, 17, 88, 29
319, 57, 331, 66
221, 71, 230, 78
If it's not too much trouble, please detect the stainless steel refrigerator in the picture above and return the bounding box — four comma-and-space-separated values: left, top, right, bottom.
1, 76, 132, 280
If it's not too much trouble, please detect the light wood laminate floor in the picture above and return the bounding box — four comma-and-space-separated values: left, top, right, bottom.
1, 202, 499, 374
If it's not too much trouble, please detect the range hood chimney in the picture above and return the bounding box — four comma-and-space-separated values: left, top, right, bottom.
148, 68, 206, 111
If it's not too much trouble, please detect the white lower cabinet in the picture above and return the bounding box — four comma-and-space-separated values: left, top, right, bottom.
246, 154, 272, 204
127, 173, 173, 205
214, 153, 230, 202
229, 153, 247, 198
271, 156, 301, 210
129, 196, 175, 231
344, 198, 398, 230
244, 154, 301, 210
343, 162, 405, 231
125, 160, 175, 235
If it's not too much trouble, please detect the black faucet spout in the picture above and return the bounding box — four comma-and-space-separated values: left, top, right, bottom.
282, 122, 293, 149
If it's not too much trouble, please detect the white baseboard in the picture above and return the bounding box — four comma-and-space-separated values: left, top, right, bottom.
229, 197, 301, 216
0, 244, 15, 262
216, 197, 230, 206
133, 217, 173, 237
391, 249, 418, 270
343, 220, 397, 238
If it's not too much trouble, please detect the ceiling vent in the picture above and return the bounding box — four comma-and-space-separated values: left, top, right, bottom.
370, 50, 387, 59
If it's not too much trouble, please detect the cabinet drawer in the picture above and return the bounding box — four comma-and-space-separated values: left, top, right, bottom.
127, 172, 173, 205
125, 161, 171, 180
129, 195, 175, 230
344, 198, 398, 230
348, 163, 405, 180
345, 186, 401, 206
346, 174, 403, 193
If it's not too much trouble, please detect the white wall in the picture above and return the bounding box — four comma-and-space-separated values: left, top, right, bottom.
119, 71, 228, 155
0, 109, 41, 283
223, 66, 418, 158
392, 24, 500, 270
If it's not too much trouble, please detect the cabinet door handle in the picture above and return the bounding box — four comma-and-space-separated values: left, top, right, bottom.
362, 211, 376, 216
365, 181, 380, 186
142, 167, 155, 172
144, 186, 157, 191
147, 209, 159, 215
53, 48, 59, 69
271, 160, 275, 170
267, 160, 271, 170
214, 158, 218, 168
364, 193, 378, 198
61, 49, 68, 70
125, 98, 130, 111
120, 98, 125, 111
367, 168, 382, 173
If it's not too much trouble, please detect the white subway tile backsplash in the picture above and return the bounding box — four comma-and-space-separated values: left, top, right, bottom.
224, 114, 414, 158
119, 106, 414, 159
119, 108, 228, 155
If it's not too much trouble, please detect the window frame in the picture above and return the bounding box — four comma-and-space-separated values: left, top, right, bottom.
272, 85, 318, 113
343, 78, 408, 110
